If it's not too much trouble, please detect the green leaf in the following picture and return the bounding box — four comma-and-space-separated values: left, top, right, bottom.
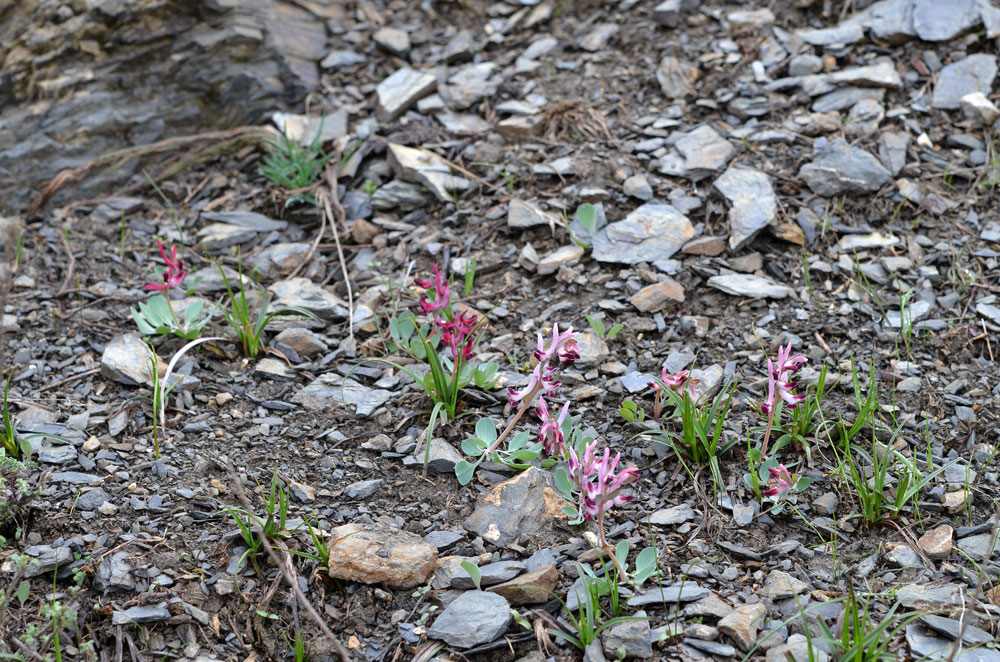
555, 468, 573, 496
585, 314, 605, 338
459, 561, 482, 591
475, 418, 497, 445
510, 449, 540, 461
633, 547, 657, 587
183, 300, 204, 327
461, 437, 486, 457
455, 460, 476, 486
16, 580, 29, 605
576, 203, 596, 233
606, 323, 624, 340
131, 308, 157, 335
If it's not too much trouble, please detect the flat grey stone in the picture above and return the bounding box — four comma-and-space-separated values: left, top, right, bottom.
932, 54, 998, 110
444, 30, 476, 63
878, 131, 910, 176
94, 551, 135, 591
713, 166, 776, 250
872, 0, 917, 42
101, 333, 156, 386
386, 143, 470, 202
627, 584, 708, 606
38, 444, 77, 464
684, 638, 736, 657
592, 202, 695, 265
76, 488, 111, 511
375, 67, 436, 123
653, 0, 683, 27
603, 610, 653, 659
976, 303, 1000, 326
424, 530, 464, 552
913, 0, 981, 41
956, 533, 1000, 561
920, 614, 994, 645
674, 125, 735, 180
800, 138, 890, 196
645, 503, 695, 526
707, 274, 793, 299
896, 583, 965, 609
9, 545, 74, 578
293, 374, 392, 417
623, 174, 653, 201
812, 86, 885, 113
201, 211, 287, 232
452, 560, 525, 589
320, 50, 367, 69
508, 199, 560, 229
426, 591, 511, 648
463, 467, 562, 548
404, 438, 463, 476
345, 479, 383, 499
268, 277, 348, 320
373, 27, 410, 56
50, 471, 102, 485
537, 244, 584, 275
797, 23, 864, 46
112, 603, 172, 626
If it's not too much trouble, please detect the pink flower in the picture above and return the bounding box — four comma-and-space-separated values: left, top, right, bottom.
568, 441, 639, 522
533, 324, 580, 366
145, 241, 187, 292
414, 264, 450, 316
648, 367, 690, 393
760, 343, 808, 415
536, 398, 569, 456
762, 464, 794, 498
507, 362, 561, 408
440, 310, 478, 361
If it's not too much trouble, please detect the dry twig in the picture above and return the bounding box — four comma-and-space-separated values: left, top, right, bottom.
225, 461, 350, 662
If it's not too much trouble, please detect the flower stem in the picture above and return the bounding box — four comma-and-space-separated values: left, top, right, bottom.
484, 382, 542, 457
760, 408, 775, 457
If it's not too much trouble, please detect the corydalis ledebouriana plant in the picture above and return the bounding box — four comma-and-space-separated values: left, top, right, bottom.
759, 343, 807, 456
648, 367, 693, 420
762, 463, 793, 498
568, 440, 639, 548
507, 324, 579, 408
145, 241, 187, 292
761, 343, 807, 415
536, 397, 569, 456
508, 325, 579, 457
414, 264, 479, 361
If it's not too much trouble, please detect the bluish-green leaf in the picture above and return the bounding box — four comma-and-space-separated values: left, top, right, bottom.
475, 418, 497, 445
459, 561, 482, 591
555, 468, 573, 497
455, 460, 476, 485
461, 437, 486, 457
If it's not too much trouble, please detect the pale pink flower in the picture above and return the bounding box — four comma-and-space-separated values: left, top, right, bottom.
536, 398, 569, 456
568, 441, 639, 522
145, 241, 187, 292
762, 464, 794, 498
760, 343, 808, 415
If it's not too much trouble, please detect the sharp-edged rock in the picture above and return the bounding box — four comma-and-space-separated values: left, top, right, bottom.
799, 138, 891, 196
932, 54, 998, 110
592, 202, 695, 265
375, 67, 436, 123
707, 274, 793, 299
713, 166, 777, 250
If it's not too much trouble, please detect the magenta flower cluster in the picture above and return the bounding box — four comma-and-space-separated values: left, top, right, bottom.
414, 264, 478, 361
568, 441, 639, 523
760, 343, 807, 415
762, 464, 793, 498
146, 241, 187, 292
507, 324, 580, 455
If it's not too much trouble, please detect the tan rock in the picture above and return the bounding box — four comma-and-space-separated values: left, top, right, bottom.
326, 523, 437, 589
719, 603, 766, 651
630, 279, 685, 312
463, 467, 565, 548
487, 565, 558, 605
942, 490, 968, 513
682, 236, 726, 256
917, 524, 953, 559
